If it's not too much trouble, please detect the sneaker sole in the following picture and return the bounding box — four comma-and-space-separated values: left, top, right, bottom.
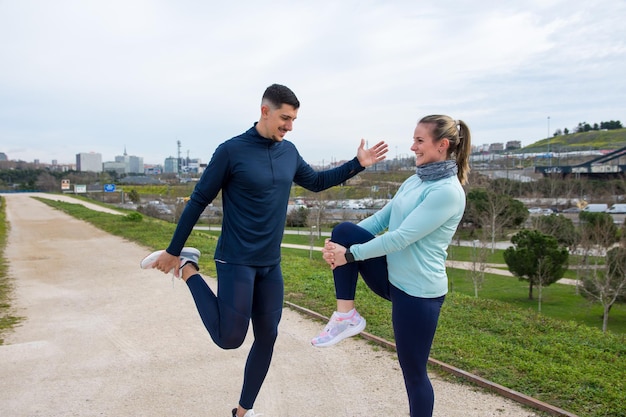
140, 250, 164, 269
312, 317, 366, 348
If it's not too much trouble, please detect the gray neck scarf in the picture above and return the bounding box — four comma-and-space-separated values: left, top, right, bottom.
416, 160, 458, 182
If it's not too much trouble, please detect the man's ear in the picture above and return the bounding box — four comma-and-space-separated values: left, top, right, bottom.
260, 104, 271, 118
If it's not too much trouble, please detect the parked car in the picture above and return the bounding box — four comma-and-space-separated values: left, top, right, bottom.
561, 207, 581, 213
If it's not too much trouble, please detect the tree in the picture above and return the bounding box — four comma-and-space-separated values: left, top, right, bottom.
576, 211, 623, 332
580, 247, 626, 332
503, 230, 569, 300
128, 189, 141, 204
600, 120, 623, 129
531, 214, 579, 249
579, 211, 618, 250
464, 188, 528, 252
35, 171, 59, 192
285, 206, 309, 228
576, 122, 592, 132
468, 237, 489, 298
308, 191, 329, 238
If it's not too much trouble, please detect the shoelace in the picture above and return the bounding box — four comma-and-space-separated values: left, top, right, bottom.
328, 312, 356, 329
324, 317, 343, 332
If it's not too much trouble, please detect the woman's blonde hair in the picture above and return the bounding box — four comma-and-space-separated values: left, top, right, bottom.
419, 114, 471, 185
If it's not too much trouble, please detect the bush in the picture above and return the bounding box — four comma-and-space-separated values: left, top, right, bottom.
286, 206, 309, 227
124, 212, 143, 222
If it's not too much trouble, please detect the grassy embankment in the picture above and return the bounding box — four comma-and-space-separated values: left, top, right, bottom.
520, 128, 626, 153
2, 197, 625, 417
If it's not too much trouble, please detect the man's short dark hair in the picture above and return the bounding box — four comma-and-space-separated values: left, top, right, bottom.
262, 84, 300, 109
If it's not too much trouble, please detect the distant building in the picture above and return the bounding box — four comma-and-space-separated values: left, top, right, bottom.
50, 164, 73, 172
181, 157, 203, 174
506, 141, 522, 151
0, 152, 7, 161
76, 152, 103, 172
488, 143, 504, 153
103, 161, 127, 175
128, 155, 144, 173
144, 164, 163, 175
103, 147, 144, 174
471, 144, 490, 153
164, 156, 179, 174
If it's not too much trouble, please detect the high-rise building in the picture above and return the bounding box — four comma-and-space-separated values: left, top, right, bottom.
164, 156, 179, 174
76, 152, 103, 172
128, 155, 144, 173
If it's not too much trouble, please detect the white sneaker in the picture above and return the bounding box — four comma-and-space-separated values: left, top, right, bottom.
232, 408, 263, 417
311, 309, 366, 347
140, 247, 200, 273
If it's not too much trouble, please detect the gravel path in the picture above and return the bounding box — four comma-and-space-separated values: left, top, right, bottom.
0, 193, 538, 417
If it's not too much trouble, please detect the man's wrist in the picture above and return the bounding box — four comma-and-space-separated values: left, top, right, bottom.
345, 248, 355, 263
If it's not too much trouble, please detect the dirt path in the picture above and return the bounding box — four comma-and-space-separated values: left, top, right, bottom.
0, 193, 538, 417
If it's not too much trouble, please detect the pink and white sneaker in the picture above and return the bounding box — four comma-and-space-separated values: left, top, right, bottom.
311, 309, 366, 347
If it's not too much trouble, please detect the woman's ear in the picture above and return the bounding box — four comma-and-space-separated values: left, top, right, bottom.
440, 138, 450, 153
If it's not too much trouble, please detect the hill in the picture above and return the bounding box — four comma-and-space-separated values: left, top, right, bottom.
520, 128, 626, 153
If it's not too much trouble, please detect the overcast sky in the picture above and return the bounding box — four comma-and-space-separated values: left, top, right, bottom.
1, 0, 625, 166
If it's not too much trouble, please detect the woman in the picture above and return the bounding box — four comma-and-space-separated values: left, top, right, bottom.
311, 115, 471, 417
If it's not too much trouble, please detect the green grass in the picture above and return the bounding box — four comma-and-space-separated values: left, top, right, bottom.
0, 197, 24, 344
520, 128, 626, 152
448, 269, 626, 333
4, 197, 626, 417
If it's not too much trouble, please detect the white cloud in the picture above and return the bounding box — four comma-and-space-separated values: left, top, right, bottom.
1, 0, 625, 165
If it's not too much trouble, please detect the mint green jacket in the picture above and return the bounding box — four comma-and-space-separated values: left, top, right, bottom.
350, 174, 466, 298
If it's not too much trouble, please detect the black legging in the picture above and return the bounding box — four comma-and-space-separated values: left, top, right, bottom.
185, 262, 284, 410
331, 222, 445, 417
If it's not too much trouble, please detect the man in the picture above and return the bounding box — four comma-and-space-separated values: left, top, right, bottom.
142, 84, 387, 417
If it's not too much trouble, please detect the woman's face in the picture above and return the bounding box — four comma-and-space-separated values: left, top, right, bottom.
411, 123, 447, 166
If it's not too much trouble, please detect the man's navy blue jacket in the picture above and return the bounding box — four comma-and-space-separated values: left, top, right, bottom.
167, 124, 365, 266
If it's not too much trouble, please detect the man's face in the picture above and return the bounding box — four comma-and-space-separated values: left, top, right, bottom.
259, 103, 298, 142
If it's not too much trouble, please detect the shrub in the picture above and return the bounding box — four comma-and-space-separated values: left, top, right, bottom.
124, 212, 143, 222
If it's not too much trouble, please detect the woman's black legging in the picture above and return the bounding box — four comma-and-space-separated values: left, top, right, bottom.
331, 221, 445, 417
